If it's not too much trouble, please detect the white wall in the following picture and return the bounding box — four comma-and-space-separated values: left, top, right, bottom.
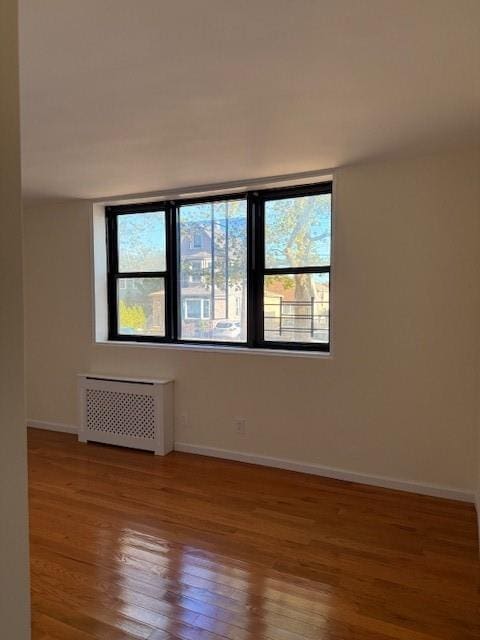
477, 178, 480, 539
477, 416, 480, 540
24, 147, 480, 498
0, 0, 31, 636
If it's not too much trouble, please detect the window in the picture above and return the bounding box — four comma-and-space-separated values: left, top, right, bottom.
178, 198, 247, 342
106, 182, 332, 351
260, 188, 331, 346
191, 232, 203, 249
184, 298, 211, 320
181, 259, 203, 285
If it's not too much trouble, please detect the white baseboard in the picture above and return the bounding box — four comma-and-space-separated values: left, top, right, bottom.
26, 421, 474, 503
175, 442, 475, 503
27, 420, 78, 435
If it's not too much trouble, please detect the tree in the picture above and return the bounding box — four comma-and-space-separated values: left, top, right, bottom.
118, 299, 146, 331
118, 211, 166, 272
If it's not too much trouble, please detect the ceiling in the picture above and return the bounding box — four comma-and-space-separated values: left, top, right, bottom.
20, 0, 480, 200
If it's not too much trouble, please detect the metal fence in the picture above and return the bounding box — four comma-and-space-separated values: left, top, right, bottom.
264, 298, 329, 340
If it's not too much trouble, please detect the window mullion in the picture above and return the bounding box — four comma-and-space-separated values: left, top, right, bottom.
264, 265, 330, 276
246, 193, 257, 347
116, 271, 166, 278
248, 192, 264, 348
107, 212, 119, 339
167, 201, 178, 342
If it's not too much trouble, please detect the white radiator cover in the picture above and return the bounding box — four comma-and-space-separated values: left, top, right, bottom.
78, 374, 174, 455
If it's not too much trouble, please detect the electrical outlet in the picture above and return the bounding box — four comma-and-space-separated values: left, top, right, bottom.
180, 413, 190, 429
234, 418, 246, 435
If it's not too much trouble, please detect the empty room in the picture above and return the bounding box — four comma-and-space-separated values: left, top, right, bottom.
1, 1, 479, 638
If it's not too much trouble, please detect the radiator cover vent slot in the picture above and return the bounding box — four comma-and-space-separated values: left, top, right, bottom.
86, 389, 156, 439
78, 374, 174, 455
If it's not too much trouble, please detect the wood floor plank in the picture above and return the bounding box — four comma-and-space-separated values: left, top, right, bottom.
28, 429, 480, 639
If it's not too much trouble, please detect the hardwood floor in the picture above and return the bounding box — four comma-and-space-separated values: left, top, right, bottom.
28, 428, 479, 640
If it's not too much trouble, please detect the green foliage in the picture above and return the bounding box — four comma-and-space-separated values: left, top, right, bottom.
119, 299, 146, 330
265, 275, 294, 289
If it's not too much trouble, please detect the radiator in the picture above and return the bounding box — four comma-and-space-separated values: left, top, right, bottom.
78, 374, 174, 455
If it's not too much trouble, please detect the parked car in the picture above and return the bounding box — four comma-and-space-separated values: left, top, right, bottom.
212, 321, 242, 339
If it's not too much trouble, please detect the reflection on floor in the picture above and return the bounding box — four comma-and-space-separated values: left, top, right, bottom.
28, 428, 479, 640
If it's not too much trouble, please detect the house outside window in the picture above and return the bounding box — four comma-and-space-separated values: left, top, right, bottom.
191, 233, 202, 249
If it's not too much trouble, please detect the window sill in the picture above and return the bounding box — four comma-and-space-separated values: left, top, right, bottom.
95, 339, 332, 359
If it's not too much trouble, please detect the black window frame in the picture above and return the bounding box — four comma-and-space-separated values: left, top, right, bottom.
106, 181, 332, 352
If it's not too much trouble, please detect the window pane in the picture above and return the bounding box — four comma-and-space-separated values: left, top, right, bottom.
117, 277, 165, 336
184, 299, 210, 320
265, 193, 331, 268
264, 273, 329, 343
118, 211, 166, 272
178, 199, 247, 342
